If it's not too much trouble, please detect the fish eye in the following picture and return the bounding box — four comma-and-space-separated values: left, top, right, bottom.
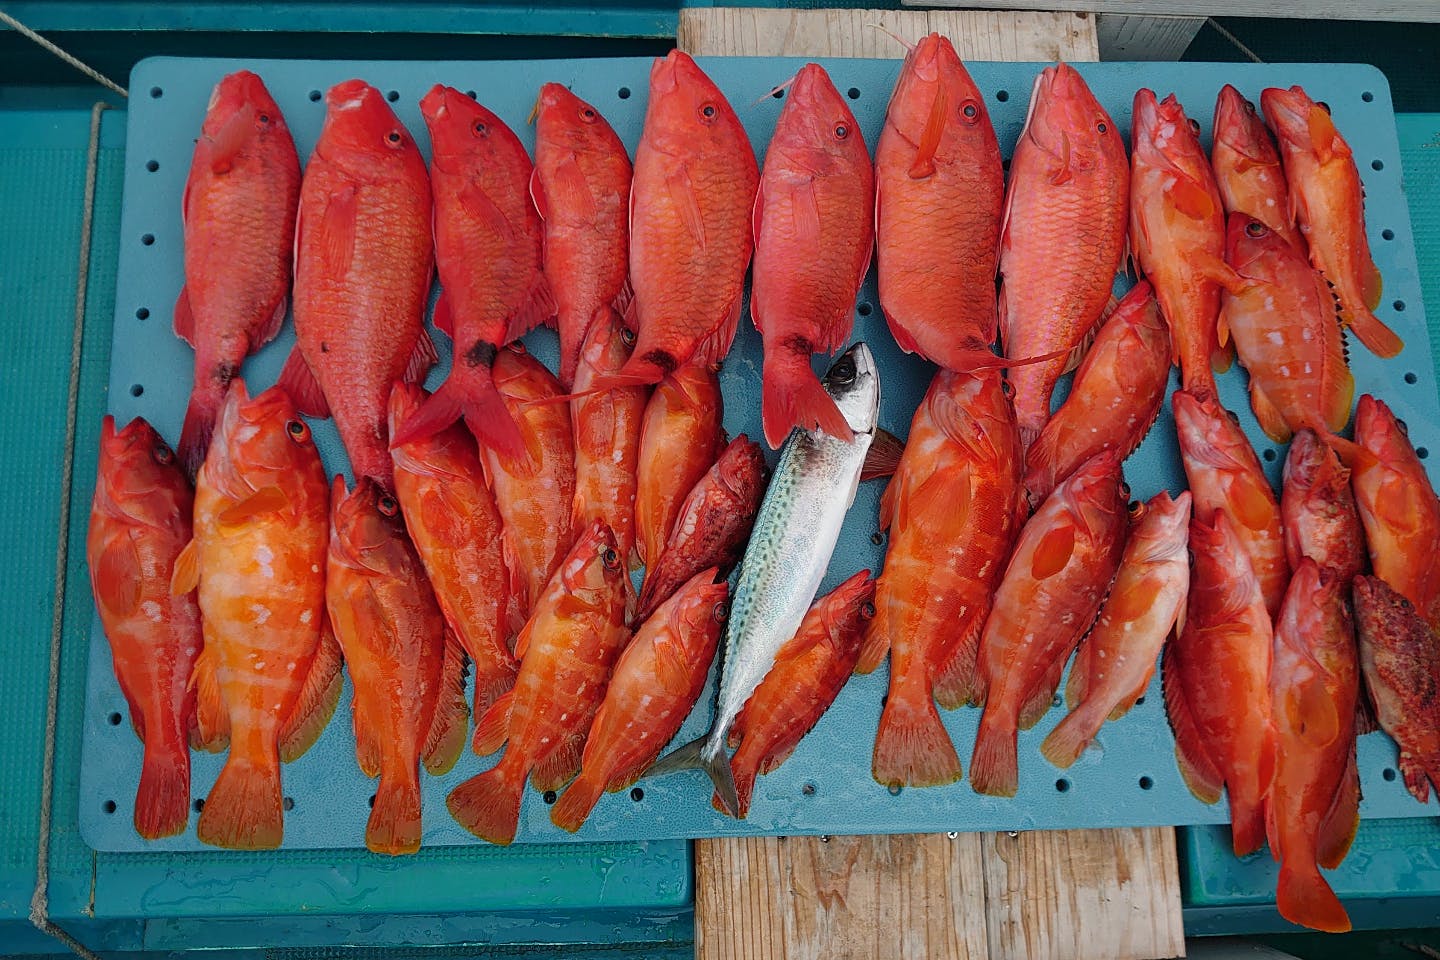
1096, 120, 1107, 134
377, 494, 399, 517
1317, 100, 1331, 115
834, 123, 849, 139
580, 107, 596, 122
285, 419, 310, 441
699, 103, 717, 121
1187, 118, 1201, 136
386, 130, 402, 145
152, 443, 175, 466
960, 101, 978, 122
1127, 499, 1144, 519
860, 601, 876, 620
620, 326, 637, 347
712, 601, 729, 623
1245, 220, 1267, 238
1243, 100, 1257, 115
472, 120, 488, 137
1399, 595, 1413, 610
830, 358, 856, 384
601, 547, 620, 570
1397, 418, 1409, 436
258, 113, 271, 124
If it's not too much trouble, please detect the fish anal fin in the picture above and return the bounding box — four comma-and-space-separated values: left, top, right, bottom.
1163, 644, 1224, 804
277, 349, 330, 419
531, 731, 585, 793
1250, 381, 1293, 443
191, 644, 230, 752
472, 688, 514, 756
1018, 651, 1070, 731
504, 275, 558, 344
432, 288, 455, 338
423, 630, 470, 775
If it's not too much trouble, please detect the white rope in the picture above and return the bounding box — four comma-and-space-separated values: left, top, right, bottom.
1205, 17, 1265, 65
30, 99, 109, 960
0, 8, 128, 97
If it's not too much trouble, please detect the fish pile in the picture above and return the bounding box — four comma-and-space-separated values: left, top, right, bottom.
87, 45, 1434, 932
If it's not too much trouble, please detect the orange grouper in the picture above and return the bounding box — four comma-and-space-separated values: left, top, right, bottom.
634, 361, 724, 569
1211, 84, 1303, 250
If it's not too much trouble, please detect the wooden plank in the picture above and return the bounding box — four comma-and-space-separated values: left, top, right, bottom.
682, 11, 1182, 960
677, 8, 1099, 62
1096, 14, 1205, 60
695, 833, 990, 960
982, 828, 1186, 960
899, 0, 1440, 25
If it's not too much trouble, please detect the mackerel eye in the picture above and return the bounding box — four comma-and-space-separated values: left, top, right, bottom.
377, 494, 399, 518
601, 547, 620, 571
860, 601, 877, 620
286, 419, 310, 442
1187, 118, 1201, 136
1127, 499, 1145, 520
712, 601, 729, 623
152, 443, 175, 466
1245, 220, 1267, 238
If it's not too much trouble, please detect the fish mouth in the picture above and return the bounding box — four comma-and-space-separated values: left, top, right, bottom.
327, 78, 377, 113
419, 83, 455, 123
651, 50, 691, 97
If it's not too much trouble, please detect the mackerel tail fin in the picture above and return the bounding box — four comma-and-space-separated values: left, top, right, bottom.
647, 735, 740, 817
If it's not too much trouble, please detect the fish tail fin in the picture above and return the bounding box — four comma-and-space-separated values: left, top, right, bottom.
872, 684, 962, 789
1277, 858, 1351, 933
446, 754, 526, 845
549, 772, 604, 833
134, 734, 191, 839
761, 349, 852, 449
177, 383, 223, 479
1038, 702, 1105, 770
701, 741, 741, 818
646, 735, 705, 778
968, 709, 1020, 798
1345, 305, 1404, 359
367, 763, 423, 855
391, 368, 527, 466
197, 745, 284, 850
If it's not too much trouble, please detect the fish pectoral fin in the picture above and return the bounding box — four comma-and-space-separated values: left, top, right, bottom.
790, 178, 823, 247
93, 535, 143, 616
217, 485, 290, 528
170, 538, 201, 595
278, 621, 345, 763
457, 181, 518, 240
774, 622, 825, 664
665, 162, 708, 249
277, 348, 331, 419
422, 630, 470, 775
1226, 474, 1277, 532
432, 288, 455, 338
1307, 105, 1346, 165
1195, 253, 1252, 297
1281, 673, 1343, 748
908, 83, 949, 180
1104, 572, 1166, 625
652, 627, 697, 696
1030, 524, 1076, 580
1049, 130, 1073, 186
315, 183, 360, 277
205, 102, 256, 174
1167, 175, 1218, 222
860, 428, 905, 482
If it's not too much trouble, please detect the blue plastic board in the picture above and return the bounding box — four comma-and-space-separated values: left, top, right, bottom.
83, 56, 1437, 852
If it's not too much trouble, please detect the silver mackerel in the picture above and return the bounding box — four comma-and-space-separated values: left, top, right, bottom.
650, 342, 879, 814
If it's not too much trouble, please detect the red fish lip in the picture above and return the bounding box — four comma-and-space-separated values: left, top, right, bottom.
326, 78, 380, 112
419, 83, 455, 122
650, 49, 692, 97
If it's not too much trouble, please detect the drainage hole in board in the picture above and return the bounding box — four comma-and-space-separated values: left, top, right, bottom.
1382, 768, 1397, 782
283, 796, 294, 811
1419, 447, 1430, 460
1406, 372, 1419, 384
857, 301, 873, 317
145, 160, 159, 173
1262, 448, 1277, 462
888, 783, 902, 796
801, 782, 816, 797
193, 798, 205, 812
466, 90, 477, 100
542, 790, 557, 805
630, 787, 644, 802
368, 794, 376, 808
1394, 299, 1406, 312
141, 233, 155, 246
107, 711, 122, 726
149, 86, 163, 99
387, 90, 400, 103
618, 86, 631, 100
136, 307, 150, 321
103, 800, 117, 814
1362, 90, 1374, 102
1055, 778, 1071, 793
1383, 229, 1395, 241
847, 87, 860, 100
308, 90, 322, 102
130, 384, 144, 397
996, 89, 1009, 102
1372, 159, 1384, 171
1135, 696, 1146, 706
772, 87, 784, 100
1139, 776, 1154, 790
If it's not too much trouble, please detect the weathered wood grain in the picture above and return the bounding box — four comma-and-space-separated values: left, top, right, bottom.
1096, 13, 1205, 60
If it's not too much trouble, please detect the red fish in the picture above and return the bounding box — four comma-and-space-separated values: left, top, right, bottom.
999, 63, 1130, 443
1041, 491, 1190, 769
620, 51, 759, 383
174, 71, 301, 476
1341, 395, 1440, 629
725, 571, 875, 817
1352, 576, 1440, 804
1266, 559, 1359, 933
751, 62, 874, 448
875, 34, 1005, 372
634, 362, 724, 568
1132, 89, 1244, 397
87, 416, 201, 839
1263, 85, 1403, 358
571, 310, 649, 582
1164, 509, 1274, 856
389, 383, 517, 724
1221, 212, 1353, 441
484, 344, 577, 617
391, 86, 552, 461
636, 435, 767, 622
283, 80, 436, 491
532, 83, 632, 389
1282, 428, 1364, 582
446, 520, 630, 844
1211, 84, 1303, 251
866, 369, 1025, 788
326, 477, 467, 855
172, 382, 341, 850
550, 570, 727, 832
1172, 389, 1289, 617
969, 451, 1128, 797
1023, 281, 1170, 504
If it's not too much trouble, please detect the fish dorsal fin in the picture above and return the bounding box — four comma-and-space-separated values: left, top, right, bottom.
93, 535, 143, 616
909, 83, 949, 180
666, 162, 707, 249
